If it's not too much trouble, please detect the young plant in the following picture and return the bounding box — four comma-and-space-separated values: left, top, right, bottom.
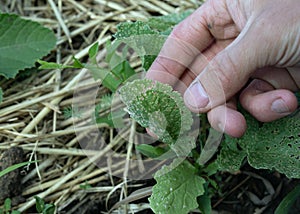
119, 79, 206, 213
35, 196, 56, 214
115, 12, 299, 213
120, 78, 300, 213
0, 198, 20, 214
38, 10, 300, 213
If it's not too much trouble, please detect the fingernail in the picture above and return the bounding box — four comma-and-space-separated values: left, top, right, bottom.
185, 80, 209, 109
271, 99, 290, 114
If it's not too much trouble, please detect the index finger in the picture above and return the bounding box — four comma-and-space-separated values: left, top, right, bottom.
145, 3, 214, 86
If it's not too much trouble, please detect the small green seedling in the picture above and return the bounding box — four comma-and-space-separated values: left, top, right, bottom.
0, 198, 21, 214
79, 181, 92, 190
35, 196, 56, 214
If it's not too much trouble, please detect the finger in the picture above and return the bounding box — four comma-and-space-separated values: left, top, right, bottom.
207, 99, 247, 138
239, 79, 298, 122
286, 67, 300, 89
146, 0, 234, 86
183, 15, 273, 113
252, 67, 299, 91
174, 39, 234, 94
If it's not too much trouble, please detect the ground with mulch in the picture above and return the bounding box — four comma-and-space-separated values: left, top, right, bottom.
0, 0, 299, 213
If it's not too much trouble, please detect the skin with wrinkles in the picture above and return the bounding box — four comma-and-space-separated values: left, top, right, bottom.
146, 0, 300, 137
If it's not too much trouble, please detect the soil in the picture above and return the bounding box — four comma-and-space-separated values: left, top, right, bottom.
0, 147, 25, 205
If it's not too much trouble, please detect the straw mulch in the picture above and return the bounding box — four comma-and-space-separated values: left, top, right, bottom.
0, 0, 203, 213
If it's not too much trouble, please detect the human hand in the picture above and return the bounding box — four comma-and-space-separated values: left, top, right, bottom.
146, 0, 300, 137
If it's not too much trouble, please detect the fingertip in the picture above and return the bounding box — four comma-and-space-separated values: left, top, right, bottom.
208, 105, 247, 138
240, 80, 298, 122
219, 109, 247, 138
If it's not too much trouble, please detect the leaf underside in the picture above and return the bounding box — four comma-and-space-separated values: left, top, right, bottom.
0, 13, 56, 78
119, 79, 193, 145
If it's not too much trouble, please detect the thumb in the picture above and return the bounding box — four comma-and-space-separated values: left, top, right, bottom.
184, 22, 265, 113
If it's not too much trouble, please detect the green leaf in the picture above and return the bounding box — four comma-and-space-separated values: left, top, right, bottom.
147, 10, 192, 34
0, 88, 3, 103
38, 57, 84, 70
35, 196, 45, 213
86, 64, 122, 92
142, 55, 157, 71
118, 35, 165, 71
275, 184, 300, 214
111, 60, 135, 82
37, 60, 74, 70
198, 195, 211, 214
11, 211, 21, 214
105, 41, 135, 81
114, 21, 157, 39
247, 114, 300, 178
203, 162, 219, 177
0, 13, 56, 78
105, 40, 116, 63
43, 204, 56, 214
149, 160, 206, 214
198, 184, 212, 214
94, 94, 126, 128
218, 112, 300, 178
88, 42, 99, 60
80, 181, 92, 190
96, 110, 126, 128
95, 94, 113, 111
216, 139, 247, 172
4, 198, 11, 211
88, 41, 136, 91
119, 79, 193, 145
113, 22, 165, 71
0, 161, 36, 178
63, 106, 83, 119
72, 56, 85, 68
136, 144, 167, 158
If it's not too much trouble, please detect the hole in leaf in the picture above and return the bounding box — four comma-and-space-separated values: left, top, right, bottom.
288, 136, 295, 140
